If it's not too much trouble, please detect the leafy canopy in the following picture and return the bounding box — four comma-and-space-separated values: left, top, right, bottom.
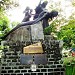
57, 20, 75, 48
0, 0, 19, 39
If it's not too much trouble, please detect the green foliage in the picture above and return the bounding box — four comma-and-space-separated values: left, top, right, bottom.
11, 21, 19, 28
62, 57, 75, 75
0, 0, 19, 11
0, 0, 19, 39
44, 20, 58, 35
62, 57, 75, 65
72, 0, 75, 6
65, 65, 75, 75
0, 0, 11, 11
57, 20, 75, 48
0, 15, 10, 37
44, 25, 52, 35
0, 0, 10, 37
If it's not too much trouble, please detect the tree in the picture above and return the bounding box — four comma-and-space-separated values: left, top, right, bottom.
0, 0, 19, 11
72, 0, 75, 6
0, 0, 19, 39
44, 0, 75, 48
57, 20, 75, 48
0, 15, 10, 36
44, 19, 59, 35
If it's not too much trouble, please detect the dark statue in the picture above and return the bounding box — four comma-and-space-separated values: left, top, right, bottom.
22, 6, 33, 22
2, 1, 58, 39
42, 10, 58, 28
34, 0, 58, 29
22, 0, 58, 29
34, 1, 48, 19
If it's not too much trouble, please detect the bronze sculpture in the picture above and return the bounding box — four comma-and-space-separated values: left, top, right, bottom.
22, 6, 33, 22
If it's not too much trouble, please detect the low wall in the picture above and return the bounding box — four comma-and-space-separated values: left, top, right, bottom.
0, 39, 65, 75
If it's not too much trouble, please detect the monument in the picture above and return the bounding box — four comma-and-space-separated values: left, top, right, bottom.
22, 6, 33, 22
2, 1, 58, 42
0, 1, 65, 75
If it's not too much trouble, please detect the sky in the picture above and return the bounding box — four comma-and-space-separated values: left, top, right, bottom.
7, 0, 74, 23
7, 0, 40, 22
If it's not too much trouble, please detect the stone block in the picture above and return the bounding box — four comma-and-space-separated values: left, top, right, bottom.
34, 54, 47, 65
31, 21, 44, 40
20, 54, 33, 65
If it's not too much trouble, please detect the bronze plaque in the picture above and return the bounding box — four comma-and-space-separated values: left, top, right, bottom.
34, 54, 47, 64
20, 54, 33, 65
23, 42, 43, 54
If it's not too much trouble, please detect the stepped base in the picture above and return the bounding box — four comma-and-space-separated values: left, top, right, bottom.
0, 40, 65, 75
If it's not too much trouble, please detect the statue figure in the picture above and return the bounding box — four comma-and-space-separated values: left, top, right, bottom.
42, 10, 58, 29
22, 6, 33, 22
34, 0, 58, 29
34, 1, 48, 19
2, 2, 58, 40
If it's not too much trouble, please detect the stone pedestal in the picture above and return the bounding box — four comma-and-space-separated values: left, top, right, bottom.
6, 21, 44, 42
31, 21, 44, 41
